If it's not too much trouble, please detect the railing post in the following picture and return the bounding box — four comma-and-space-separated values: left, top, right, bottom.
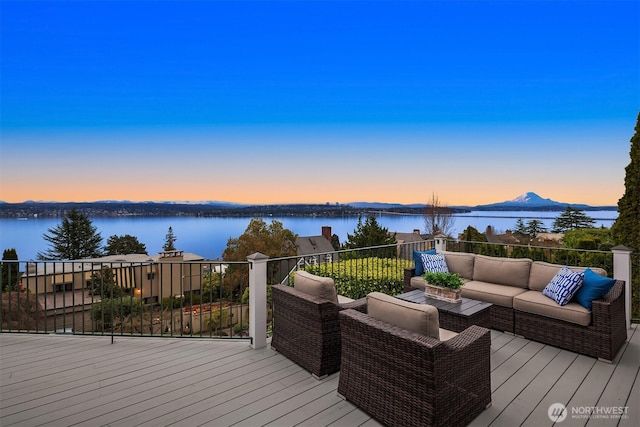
247, 252, 268, 349
612, 245, 633, 330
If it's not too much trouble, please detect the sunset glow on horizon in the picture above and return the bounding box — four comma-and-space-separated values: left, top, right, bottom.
1, 1, 637, 207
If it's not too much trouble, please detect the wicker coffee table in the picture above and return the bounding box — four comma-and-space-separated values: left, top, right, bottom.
395, 289, 492, 333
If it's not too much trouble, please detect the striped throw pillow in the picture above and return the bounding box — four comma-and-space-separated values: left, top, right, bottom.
542, 266, 584, 306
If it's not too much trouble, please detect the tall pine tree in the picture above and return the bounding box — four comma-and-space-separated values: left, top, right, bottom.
612, 112, 640, 250
38, 209, 103, 260
2, 248, 20, 291
163, 226, 177, 251
551, 207, 595, 232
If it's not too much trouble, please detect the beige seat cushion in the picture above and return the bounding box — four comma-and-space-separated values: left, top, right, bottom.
461, 281, 527, 308
410, 275, 470, 290
442, 252, 475, 280
410, 276, 428, 290
439, 328, 458, 341
513, 290, 591, 326
529, 261, 608, 291
294, 271, 338, 303
473, 255, 532, 288
337, 295, 355, 304
367, 292, 440, 340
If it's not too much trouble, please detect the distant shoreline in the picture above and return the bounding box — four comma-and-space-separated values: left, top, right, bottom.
0, 201, 618, 220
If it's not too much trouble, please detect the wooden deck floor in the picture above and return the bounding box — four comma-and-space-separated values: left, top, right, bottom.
1, 325, 638, 427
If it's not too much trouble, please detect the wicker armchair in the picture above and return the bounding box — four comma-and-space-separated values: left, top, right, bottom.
337, 309, 492, 427
271, 284, 367, 379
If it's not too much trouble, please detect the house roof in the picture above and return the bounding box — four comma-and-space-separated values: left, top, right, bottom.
392, 231, 425, 243
295, 235, 335, 256
22, 252, 205, 277
535, 232, 565, 242
486, 233, 503, 244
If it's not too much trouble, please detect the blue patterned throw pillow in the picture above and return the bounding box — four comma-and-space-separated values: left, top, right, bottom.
542, 266, 584, 306
413, 249, 437, 276
420, 253, 449, 273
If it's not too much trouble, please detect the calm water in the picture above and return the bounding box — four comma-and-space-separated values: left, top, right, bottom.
0, 211, 618, 261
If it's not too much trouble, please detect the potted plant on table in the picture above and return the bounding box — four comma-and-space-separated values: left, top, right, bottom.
422, 271, 464, 303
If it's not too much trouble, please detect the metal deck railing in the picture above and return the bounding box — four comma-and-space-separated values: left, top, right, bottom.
1, 239, 637, 340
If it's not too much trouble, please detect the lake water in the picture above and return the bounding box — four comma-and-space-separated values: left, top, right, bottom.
0, 210, 618, 261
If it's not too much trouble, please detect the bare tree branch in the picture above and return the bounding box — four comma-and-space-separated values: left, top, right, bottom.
423, 193, 456, 237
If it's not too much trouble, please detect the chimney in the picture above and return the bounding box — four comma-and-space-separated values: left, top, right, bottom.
159, 250, 184, 261
413, 229, 420, 235
322, 226, 332, 242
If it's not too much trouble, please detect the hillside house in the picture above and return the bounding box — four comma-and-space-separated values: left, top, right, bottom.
21, 250, 206, 305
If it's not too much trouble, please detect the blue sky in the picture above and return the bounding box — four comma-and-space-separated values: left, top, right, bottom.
1, 0, 638, 206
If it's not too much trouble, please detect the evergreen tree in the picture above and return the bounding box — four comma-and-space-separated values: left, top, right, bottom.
104, 234, 148, 255
2, 248, 20, 292
525, 219, 547, 237
612, 112, 640, 250
514, 218, 527, 235
551, 206, 595, 232
38, 209, 103, 260
331, 234, 341, 251
343, 215, 397, 257
462, 226, 486, 242
163, 226, 177, 251
88, 266, 122, 298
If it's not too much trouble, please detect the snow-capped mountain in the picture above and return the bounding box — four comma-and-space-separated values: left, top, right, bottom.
509, 192, 558, 206
475, 192, 590, 210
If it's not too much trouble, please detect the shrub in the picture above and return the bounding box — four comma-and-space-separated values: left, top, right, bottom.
304, 257, 413, 299
92, 296, 144, 327
161, 295, 185, 310
1, 292, 43, 330
205, 306, 231, 331
233, 322, 249, 334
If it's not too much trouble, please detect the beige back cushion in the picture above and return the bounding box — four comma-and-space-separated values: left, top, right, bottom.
473, 255, 532, 288
529, 261, 608, 291
367, 292, 440, 340
294, 271, 338, 303
443, 252, 475, 279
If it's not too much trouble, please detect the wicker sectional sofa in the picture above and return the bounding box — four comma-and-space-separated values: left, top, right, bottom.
404, 252, 627, 361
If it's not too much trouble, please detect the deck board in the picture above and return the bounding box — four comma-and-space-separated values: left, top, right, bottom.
1, 325, 638, 427
618, 368, 639, 427
474, 344, 562, 426
495, 349, 578, 426
587, 325, 640, 427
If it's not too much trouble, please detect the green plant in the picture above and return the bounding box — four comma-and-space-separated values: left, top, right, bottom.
422, 271, 464, 289
304, 257, 412, 299
92, 296, 144, 326
233, 322, 249, 334
205, 306, 231, 330
161, 295, 185, 310
88, 266, 124, 298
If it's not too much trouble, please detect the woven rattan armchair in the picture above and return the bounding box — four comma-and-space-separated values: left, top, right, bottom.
337, 308, 492, 427
271, 284, 367, 379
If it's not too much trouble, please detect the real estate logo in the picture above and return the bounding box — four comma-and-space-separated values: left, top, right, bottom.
548, 403, 568, 422
548, 403, 630, 422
